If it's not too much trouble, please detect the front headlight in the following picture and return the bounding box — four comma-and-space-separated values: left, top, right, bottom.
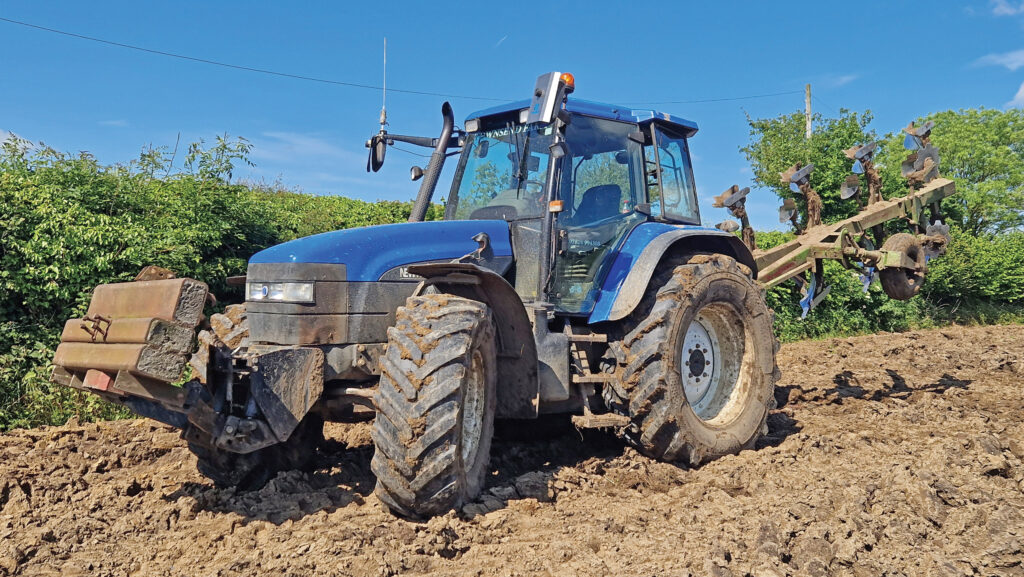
246, 281, 315, 303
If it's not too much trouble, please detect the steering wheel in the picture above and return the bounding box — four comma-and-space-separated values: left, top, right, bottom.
523, 179, 545, 195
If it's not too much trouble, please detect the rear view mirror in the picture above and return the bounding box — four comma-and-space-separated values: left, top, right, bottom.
476, 140, 489, 158
526, 154, 540, 172
366, 133, 387, 172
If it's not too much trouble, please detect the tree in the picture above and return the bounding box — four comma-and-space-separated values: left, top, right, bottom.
743, 107, 1024, 236
741, 110, 876, 225
875, 108, 1024, 236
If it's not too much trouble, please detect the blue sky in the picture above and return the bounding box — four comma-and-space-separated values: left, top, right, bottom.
3, 1, 1023, 231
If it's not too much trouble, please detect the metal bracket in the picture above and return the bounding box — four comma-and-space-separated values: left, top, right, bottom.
79, 315, 111, 342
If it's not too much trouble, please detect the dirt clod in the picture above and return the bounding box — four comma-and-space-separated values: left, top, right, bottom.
1, 325, 1023, 575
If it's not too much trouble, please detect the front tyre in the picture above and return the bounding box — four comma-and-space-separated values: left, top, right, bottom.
372, 295, 497, 518
607, 254, 778, 465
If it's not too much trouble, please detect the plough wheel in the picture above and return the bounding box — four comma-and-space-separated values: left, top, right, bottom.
879, 233, 926, 301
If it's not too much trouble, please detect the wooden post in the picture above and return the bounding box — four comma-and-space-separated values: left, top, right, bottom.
805, 84, 812, 140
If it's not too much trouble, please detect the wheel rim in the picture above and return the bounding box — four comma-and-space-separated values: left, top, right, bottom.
680, 315, 720, 414
461, 348, 486, 469
679, 305, 745, 424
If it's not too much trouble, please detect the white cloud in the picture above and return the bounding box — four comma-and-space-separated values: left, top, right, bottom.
250, 131, 355, 163
98, 119, 129, 127
1008, 81, 1024, 107
0, 129, 10, 143
975, 48, 1024, 70
830, 74, 859, 88
992, 0, 1024, 15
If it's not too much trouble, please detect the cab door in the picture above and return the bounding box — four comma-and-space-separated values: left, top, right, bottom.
645, 123, 700, 224
550, 116, 646, 314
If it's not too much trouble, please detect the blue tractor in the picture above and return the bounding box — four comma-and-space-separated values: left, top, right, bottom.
52, 72, 777, 518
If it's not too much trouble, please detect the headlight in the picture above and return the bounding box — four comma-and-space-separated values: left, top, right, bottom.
246, 282, 315, 303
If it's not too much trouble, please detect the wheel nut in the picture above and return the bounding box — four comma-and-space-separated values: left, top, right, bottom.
703, 373, 708, 378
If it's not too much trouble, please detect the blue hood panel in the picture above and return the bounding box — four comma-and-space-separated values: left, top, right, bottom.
249, 220, 513, 281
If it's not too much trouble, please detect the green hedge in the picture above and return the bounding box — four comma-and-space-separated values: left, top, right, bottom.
758, 228, 1024, 343
1, 136, 1021, 430
0, 137, 437, 430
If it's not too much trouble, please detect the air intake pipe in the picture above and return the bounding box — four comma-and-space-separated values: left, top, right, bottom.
409, 102, 454, 222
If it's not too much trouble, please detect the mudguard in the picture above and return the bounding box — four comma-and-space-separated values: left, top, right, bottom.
407, 262, 540, 419
589, 223, 757, 323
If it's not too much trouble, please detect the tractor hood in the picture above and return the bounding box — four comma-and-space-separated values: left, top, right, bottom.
248, 220, 513, 281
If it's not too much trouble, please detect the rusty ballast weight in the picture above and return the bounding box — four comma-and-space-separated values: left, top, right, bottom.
754, 178, 956, 289
51, 277, 208, 385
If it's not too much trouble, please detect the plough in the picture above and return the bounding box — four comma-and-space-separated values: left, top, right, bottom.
714, 121, 955, 316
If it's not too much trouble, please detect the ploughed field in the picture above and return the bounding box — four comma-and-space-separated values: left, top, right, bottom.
1, 324, 1022, 576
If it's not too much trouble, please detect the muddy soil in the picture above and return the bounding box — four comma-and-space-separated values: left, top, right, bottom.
1, 324, 1023, 576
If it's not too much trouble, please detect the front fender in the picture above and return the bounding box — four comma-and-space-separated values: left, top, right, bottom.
407, 262, 539, 419
589, 223, 756, 323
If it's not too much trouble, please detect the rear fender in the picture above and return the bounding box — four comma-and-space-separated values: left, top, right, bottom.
408, 262, 539, 419
589, 224, 757, 323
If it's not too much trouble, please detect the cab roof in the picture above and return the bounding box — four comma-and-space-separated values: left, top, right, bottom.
466, 98, 699, 137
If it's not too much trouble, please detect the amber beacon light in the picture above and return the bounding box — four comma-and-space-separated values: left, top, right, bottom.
560, 72, 575, 93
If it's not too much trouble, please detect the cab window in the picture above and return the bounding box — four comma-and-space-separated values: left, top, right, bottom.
646, 125, 699, 224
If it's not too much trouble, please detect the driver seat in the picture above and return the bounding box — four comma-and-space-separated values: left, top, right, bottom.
572, 184, 621, 225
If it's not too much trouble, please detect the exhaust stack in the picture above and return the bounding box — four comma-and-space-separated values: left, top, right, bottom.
408, 102, 454, 222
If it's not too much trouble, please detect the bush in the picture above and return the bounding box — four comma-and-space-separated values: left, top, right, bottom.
0, 135, 433, 430
2, 134, 1021, 429
763, 227, 1024, 343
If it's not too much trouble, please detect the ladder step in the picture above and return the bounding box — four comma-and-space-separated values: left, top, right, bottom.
572, 413, 631, 429
567, 333, 608, 343
572, 374, 614, 384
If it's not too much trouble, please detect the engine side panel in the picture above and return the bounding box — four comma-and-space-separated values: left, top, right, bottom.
248, 220, 513, 281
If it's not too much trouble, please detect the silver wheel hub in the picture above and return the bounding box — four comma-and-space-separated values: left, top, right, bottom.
681, 316, 720, 412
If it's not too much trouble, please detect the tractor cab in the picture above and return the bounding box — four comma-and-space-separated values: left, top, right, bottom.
448, 87, 702, 315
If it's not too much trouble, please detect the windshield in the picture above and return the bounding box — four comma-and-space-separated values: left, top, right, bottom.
446, 123, 554, 221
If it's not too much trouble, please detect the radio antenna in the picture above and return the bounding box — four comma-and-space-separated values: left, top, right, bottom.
379, 37, 388, 129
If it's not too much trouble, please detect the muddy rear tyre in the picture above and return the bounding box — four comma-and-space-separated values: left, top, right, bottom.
879, 233, 926, 301
606, 254, 778, 465
372, 294, 497, 518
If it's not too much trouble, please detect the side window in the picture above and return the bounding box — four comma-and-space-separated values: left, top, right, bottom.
647, 126, 699, 223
